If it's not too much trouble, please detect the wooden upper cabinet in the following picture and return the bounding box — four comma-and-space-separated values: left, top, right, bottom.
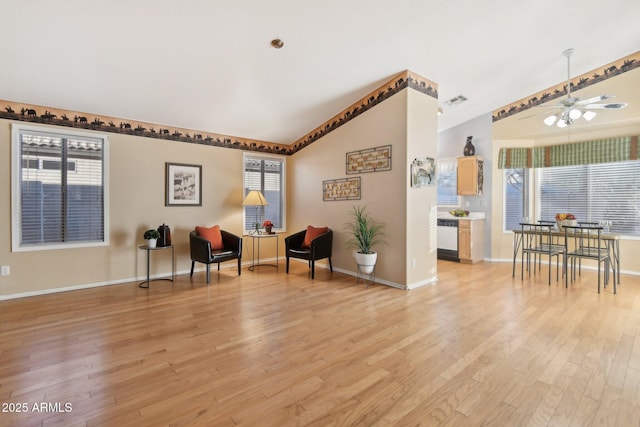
457, 156, 484, 196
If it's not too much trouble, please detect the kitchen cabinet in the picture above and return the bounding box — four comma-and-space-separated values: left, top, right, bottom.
458, 219, 484, 264
457, 156, 483, 195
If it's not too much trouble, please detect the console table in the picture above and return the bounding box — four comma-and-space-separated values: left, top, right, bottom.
139, 244, 175, 288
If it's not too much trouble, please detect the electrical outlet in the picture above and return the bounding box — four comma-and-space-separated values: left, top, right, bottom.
1, 265, 9, 276
412, 258, 416, 268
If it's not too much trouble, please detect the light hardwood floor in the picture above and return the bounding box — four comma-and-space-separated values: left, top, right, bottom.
1, 260, 639, 426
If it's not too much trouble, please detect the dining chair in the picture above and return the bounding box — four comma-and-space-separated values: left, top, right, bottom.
520, 223, 566, 285
535, 220, 562, 269
564, 225, 613, 293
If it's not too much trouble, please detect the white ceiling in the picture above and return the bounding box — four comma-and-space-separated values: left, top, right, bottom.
2, 0, 640, 145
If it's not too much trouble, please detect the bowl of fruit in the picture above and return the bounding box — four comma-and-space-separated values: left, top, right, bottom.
449, 209, 470, 217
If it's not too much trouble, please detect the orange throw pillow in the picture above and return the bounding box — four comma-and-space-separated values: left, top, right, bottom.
302, 225, 328, 248
196, 225, 224, 250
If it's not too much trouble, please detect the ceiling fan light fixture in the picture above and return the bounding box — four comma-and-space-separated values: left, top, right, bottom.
569, 108, 582, 120
540, 48, 627, 129
544, 114, 557, 126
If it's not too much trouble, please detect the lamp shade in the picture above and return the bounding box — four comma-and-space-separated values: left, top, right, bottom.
242, 190, 268, 206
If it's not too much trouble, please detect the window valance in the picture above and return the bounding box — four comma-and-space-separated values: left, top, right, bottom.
498, 135, 638, 169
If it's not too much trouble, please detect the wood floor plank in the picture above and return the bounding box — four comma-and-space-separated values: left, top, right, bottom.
455, 365, 524, 418
1, 260, 639, 425
549, 358, 597, 426
528, 361, 579, 426
504, 380, 549, 426
591, 385, 622, 427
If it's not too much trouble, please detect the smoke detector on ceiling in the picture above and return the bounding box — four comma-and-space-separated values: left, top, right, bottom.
445, 95, 468, 106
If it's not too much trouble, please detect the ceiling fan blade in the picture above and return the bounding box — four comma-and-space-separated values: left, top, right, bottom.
584, 103, 628, 109
517, 111, 546, 120
575, 94, 614, 105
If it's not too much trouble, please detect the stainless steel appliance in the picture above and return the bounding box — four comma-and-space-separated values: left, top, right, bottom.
437, 218, 459, 261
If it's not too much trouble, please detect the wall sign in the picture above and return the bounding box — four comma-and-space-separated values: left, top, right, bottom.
323, 177, 361, 201
346, 145, 392, 174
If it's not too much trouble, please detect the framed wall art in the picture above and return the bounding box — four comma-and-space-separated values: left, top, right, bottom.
165, 162, 202, 206
346, 145, 392, 174
411, 157, 435, 187
323, 177, 361, 201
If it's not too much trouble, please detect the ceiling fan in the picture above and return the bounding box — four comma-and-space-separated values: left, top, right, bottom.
542, 48, 627, 128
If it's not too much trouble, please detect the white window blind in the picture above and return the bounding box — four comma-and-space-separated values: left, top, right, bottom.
437, 158, 459, 206
243, 154, 285, 233
12, 125, 108, 251
538, 161, 640, 236
504, 168, 530, 231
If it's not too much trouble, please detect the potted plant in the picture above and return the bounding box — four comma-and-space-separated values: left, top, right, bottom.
345, 205, 386, 274
144, 229, 160, 248
263, 219, 274, 234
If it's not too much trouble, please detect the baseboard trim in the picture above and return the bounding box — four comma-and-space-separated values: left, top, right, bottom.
6, 256, 632, 301
290, 258, 438, 290
0, 261, 250, 301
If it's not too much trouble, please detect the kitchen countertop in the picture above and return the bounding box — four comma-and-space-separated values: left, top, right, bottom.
437, 211, 486, 220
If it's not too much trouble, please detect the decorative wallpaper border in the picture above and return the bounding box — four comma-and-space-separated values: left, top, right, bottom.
289, 71, 438, 153
0, 101, 291, 154
0, 70, 437, 156
492, 51, 640, 122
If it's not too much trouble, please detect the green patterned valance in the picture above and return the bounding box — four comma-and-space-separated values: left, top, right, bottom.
498, 135, 638, 169
498, 147, 531, 169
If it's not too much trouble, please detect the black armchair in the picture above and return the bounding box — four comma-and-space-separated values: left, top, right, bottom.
190, 229, 242, 283
285, 228, 333, 279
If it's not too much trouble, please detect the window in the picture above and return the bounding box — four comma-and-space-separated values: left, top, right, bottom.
437, 158, 459, 207
12, 124, 109, 251
243, 154, 285, 233
504, 168, 530, 231
538, 161, 640, 236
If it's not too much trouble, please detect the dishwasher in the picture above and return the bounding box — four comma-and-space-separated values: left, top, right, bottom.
437, 218, 459, 261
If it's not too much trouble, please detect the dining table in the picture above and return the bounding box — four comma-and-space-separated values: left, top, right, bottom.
512, 227, 621, 286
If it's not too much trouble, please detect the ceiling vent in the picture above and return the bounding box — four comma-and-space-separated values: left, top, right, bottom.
445, 95, 468, 106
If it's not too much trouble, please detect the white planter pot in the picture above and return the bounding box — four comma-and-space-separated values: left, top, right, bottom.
355, 251, 377, 274
147, 238, 157, 249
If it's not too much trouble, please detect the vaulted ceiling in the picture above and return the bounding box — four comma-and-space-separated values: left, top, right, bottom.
2, 1, 639, 145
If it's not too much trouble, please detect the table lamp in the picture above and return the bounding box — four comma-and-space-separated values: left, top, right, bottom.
242, 190, 268, 235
